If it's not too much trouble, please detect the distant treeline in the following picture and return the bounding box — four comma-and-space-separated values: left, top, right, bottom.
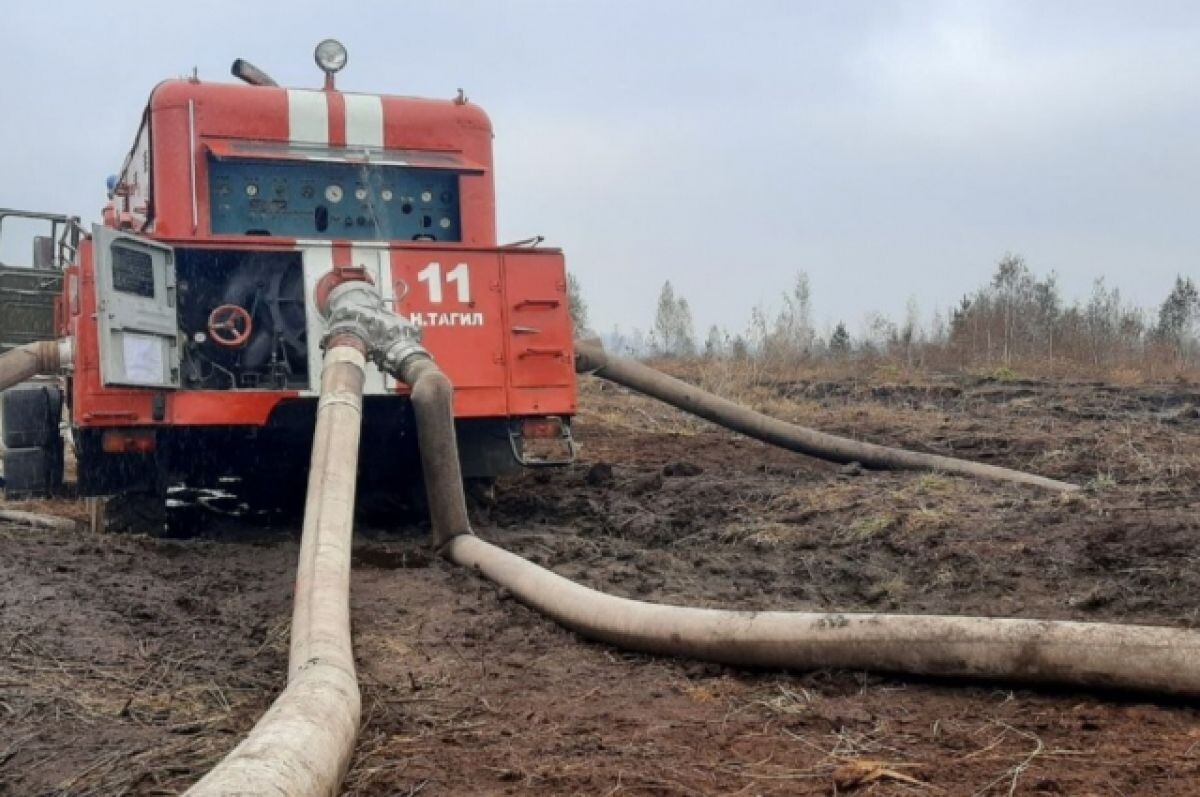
569, 256, 1200, 375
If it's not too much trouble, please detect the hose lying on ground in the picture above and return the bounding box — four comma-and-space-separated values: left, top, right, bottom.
574, 341, 1078, 493
401, 348, 1200, 698
185, 343, 367, 795
186, 276, 445, 795
446, 534, 1200, 697
0, 509, 79, 532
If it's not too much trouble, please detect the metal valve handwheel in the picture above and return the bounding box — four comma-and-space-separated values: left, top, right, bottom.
207, 304, 253, 348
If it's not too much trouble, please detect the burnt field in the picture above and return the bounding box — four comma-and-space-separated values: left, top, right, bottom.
3, 366, 1200, 795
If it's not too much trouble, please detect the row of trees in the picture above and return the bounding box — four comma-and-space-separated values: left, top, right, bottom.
574, 256, 1200, 372
947, 256, 1199, 368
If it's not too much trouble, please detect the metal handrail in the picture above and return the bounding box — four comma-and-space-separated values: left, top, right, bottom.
0, 208, 82, 270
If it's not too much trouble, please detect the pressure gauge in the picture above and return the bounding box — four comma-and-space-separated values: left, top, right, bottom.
355, 187, 368, 201
420, 190, 433, 203
245, 183, 259, 197
324, 184, 343, 203
381, 189, 393, 202
439, 217, 452, 229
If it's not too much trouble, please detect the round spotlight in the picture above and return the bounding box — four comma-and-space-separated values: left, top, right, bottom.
314, 39, 348, 74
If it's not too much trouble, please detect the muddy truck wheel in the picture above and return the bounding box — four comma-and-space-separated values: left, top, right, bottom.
2, 442, 64, 499
2, 383, 62, 448
1, 383, 65, 499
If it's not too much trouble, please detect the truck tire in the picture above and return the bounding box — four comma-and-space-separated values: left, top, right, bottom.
2, 440, 64, 499
2, 383, 63, 449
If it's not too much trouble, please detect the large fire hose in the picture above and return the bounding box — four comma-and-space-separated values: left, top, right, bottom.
0, 340, 66, 393
424, 347, 1199, 697
186, 339, 368, 795
186, 277, 438, 794
446, 535, 1200, 695
574, 341, 1079, 492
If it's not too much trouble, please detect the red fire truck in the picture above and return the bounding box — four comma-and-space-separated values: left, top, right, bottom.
0, 40, 577, 514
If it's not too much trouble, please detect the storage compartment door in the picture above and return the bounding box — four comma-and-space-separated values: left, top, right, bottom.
93, 225, 180, 388
503, 252, 574, 389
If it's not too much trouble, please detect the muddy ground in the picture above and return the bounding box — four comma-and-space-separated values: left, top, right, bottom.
3, 366, 1200, 795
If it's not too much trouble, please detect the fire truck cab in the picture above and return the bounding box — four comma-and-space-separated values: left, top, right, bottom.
1, 40, 577, 510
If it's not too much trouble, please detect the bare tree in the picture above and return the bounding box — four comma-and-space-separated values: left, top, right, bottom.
566, 273, 590, 335
898, 297, 922, 366
763, 271, 814, 363
1156, 275, 1200, 364
651, 281, 696, 358
703, 325, 727, 359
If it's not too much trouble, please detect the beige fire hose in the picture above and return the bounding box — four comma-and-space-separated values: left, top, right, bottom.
397, 347, 1200, 698
184, 274, 450, 794
574, 341, 1079, 492
0, 340, 64, 392
0, 508, 79, 532
185, 342, 367, 795
445, 534, 1200, 696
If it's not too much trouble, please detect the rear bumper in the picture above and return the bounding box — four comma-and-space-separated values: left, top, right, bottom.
74, 406, 575, 497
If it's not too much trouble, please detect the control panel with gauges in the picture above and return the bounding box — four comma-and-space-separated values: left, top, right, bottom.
208, 158, 462, 241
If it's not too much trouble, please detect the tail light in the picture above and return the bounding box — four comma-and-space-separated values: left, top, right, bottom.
101, 429, 156, 454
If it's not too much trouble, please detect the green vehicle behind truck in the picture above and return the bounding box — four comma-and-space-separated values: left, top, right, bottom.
0, 211, 74, 495
0, 210, 71, 353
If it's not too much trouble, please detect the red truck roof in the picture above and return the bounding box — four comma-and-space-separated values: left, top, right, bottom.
113, 79, 497, 245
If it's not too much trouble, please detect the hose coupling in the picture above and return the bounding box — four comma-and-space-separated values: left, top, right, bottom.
320, 278, 430, 377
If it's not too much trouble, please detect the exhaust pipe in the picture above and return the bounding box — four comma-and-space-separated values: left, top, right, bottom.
574, 341, 1078, 492
230, 58, 280, 87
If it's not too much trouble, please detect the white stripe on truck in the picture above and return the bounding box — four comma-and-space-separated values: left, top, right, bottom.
299, 243, 333, 395
343, 94, 384, 149
287, 89, 329, 144
349, 244, 388, 393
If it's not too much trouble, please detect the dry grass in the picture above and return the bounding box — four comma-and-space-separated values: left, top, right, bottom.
0, 627, 272, 795
662, 350, 1200, 389
718, 520, 805, 548
771, 479, 866, 510
837, 513, 898, 543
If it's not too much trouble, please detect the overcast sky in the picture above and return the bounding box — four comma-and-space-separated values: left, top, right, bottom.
2, 1, 1197, 338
